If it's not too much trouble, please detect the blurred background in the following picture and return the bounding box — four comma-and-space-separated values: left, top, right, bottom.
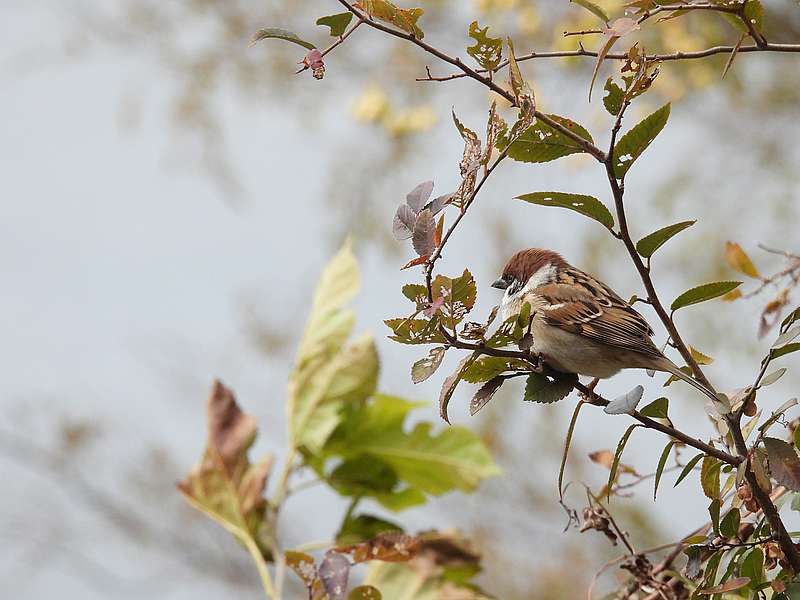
2, 1, 799, 598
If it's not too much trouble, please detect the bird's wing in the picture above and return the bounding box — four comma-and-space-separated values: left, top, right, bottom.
533, 268, 662, 358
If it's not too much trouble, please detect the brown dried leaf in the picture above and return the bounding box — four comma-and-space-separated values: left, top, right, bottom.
178, 381, 273, 559
338, 531, 422, 563
412, 208, 436, 257
439, 353, 479, 423
765, 437, 800, 491
469, 376, 504, 416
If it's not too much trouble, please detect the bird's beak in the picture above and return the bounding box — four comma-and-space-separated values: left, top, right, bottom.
491, 278, 509, 290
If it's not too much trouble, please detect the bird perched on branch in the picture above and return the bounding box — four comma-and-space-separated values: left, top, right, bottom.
491, 248, 717, 401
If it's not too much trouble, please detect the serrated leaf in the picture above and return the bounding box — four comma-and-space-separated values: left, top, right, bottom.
466, 21, 502, 70
613, 103, 670, 178
671, 281, 743, 311
701, 455, 722, 499
689, 345, 714, 365
411, 347, 447, 384
603, 385, 644, 415
317, 12, 354, 37
765, 437, 800, 491
639, 397, 669, 419
430, 269, 477, 330
674, 452, 704, 487
607, 424, 639, 499
760, 368, 786, 387
654, 440, 674, 500
516, 192, 615, 230
470, 377, 505, 416
327, 395, 500, 494
603, 77, 624, 116
501, 114, 594, 163
571, 0, 609, 23
524, 372, 578, 404
636, 220, 695, 258
384, 318, 447, 345
725, 241, 760, 278
462, 356, 530, 383
357, 0, 424, 38
250, 28, 316, 50
401, 283, 427, 303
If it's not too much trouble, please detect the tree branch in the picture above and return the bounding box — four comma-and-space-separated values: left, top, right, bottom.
335, 0, 607, 162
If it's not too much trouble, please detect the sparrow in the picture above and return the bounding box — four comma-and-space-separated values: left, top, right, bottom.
491, 248, 717, 401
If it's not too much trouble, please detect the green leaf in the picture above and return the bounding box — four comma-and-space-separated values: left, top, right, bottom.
411, 347, 447, 384
719, 508, 741, 539
328, 455, 398, 496
466, 21, 502, 70
699, 576, 750, 595
178, 382, 274, 563
772, 343, 800, 359
760, 367, 787, 387
516, 192, 614, 231
501, 114, 595, 163
250, 28, 316, 50
674, 452, 704, 487
639, 397, 669, 419
654, 440, 674, 501
461, 356, 530, 383
700, 455, 722, 499
607, 425, 639, 500
570, 0, 609, 23
401, 283, 427, 303
431, 269, 478, 330
740, 547, 764, 588
603, 77, 624, 116
794, 426, 800, 451
612, 103, 671, 178
775, 325, 800, 348
358, 0, 424, 38
337, 513, 402, 546
384, 317, 447, 345
670, 280, 743, 311
317, 12, 354, 37
328, 395, 499, 495
708, 498, 721, 537
348, 586, 383, 600
636, 220, 696, 258
287, 241, 380, 453
560, 401, 585, 501
524, 372, 578, 404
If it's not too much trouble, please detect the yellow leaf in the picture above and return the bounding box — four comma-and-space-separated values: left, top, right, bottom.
725, 241, 760, 278
690, 345, 714, 365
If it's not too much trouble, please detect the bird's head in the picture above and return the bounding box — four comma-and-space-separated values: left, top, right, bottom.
492, 248, 567, 305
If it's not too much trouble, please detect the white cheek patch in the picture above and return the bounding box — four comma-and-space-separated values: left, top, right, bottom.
522, 263, 556, 293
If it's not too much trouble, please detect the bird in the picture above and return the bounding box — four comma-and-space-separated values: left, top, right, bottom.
491, 248, 718, 401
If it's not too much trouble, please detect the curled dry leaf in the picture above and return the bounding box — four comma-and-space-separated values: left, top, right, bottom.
451, 110, 482, 209
178, 381, 273, 561
764, 437, 800, 491
338, 531, 422, 563
392, 204, 416, 240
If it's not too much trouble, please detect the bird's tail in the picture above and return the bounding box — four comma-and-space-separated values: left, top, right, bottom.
658, 357, 718, 402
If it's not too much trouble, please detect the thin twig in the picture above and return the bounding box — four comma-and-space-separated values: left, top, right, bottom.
295, 19, 364, 74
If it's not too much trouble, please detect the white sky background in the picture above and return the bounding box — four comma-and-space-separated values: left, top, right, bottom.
2, 3, 799, 599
